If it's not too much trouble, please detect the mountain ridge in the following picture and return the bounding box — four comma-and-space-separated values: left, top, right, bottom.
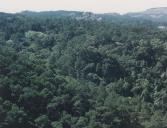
1, 7, 167, 23
126, 7, 167, 23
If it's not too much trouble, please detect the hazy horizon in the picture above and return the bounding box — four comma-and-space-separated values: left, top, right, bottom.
1, 0, 167, 14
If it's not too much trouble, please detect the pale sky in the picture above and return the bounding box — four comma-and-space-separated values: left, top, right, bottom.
1, 0, 167, 14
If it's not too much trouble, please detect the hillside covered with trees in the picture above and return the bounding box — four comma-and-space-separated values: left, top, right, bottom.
1, 11, 167, 128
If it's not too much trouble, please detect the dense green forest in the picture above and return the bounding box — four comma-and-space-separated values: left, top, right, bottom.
1, 11, 167, 128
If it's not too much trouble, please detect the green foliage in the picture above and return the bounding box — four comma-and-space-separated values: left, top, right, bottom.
1, 11, 167, 128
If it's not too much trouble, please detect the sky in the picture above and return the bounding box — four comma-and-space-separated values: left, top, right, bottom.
1, 0, 167, 14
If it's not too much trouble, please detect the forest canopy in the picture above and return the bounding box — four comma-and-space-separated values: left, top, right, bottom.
0, 11, 167, 128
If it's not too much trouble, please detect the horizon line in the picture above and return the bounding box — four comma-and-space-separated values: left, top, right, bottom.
0, 6, 167, 15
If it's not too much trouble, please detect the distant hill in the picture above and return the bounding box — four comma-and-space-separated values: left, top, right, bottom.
21, 10, 82, 17
0, 7, 166, 24
20, 10, 102, 21
127, 7, 167, 23
19, 10, 156, 27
